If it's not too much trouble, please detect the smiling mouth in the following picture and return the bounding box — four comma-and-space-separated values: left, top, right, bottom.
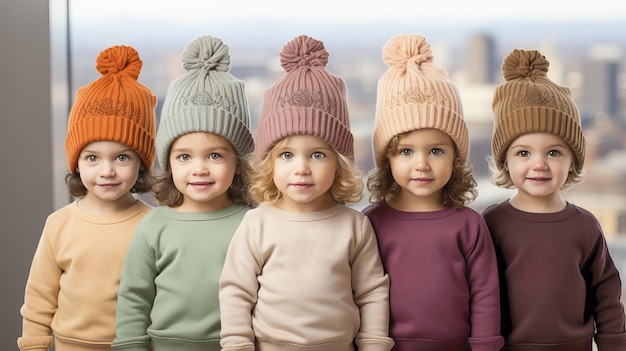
98, 183, 120, 188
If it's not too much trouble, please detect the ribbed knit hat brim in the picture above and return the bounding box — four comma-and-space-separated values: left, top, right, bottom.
492, 106, 585, 170
255, 107, 353, 159
156, 107, 253, 168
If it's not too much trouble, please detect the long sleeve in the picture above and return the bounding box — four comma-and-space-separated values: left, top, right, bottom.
218, 217, 260, 351
351, 217, 394, 351
113, 221, 157, 351
586, 218, 626, 351
466, 218, 505, 351
18, 220, 59, 351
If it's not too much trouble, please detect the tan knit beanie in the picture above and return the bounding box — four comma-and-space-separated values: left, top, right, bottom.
373, 34, 468, 167
255, 35, 353, 160
491, 49, 586, 172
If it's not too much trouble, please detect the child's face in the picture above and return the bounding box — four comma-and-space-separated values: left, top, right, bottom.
76, 141, 142, 209
505, 132, 574, 203
272, 135, 338, 213
388, 128, 455, 211
169, 132, 238, 212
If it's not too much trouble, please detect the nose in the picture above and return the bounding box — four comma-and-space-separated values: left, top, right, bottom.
191, 159, 210, 175
99, 161, 116, 177
412, 154, 430, 171
294, 157, 311, 175
531, 155, 548, 170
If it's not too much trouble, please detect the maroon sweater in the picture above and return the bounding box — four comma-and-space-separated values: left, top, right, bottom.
482, 200, 626, 351
364, 203, 504, 351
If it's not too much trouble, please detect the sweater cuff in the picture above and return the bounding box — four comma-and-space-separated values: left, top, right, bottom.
595, 332, 626, 351
17, 335, 53, 351
468, 335, 505, 351
356, 338, 395, 351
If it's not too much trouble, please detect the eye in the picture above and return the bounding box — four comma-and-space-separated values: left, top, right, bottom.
279, 151, 293, 160
176, 154, 190, 162
429, 148, 443, 156
547, 149, 562, 157
86, 155, 98, 162
516, 150, 530, 157
209, 153, 222, 160
311, 151, 325, 160
399, 148, 413, 156
116, 154, 130, 162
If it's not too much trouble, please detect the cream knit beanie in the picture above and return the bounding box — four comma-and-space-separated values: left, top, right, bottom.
373, 34, 468, 167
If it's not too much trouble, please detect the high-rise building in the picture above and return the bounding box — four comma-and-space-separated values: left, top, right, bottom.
579, 45, 621, 121
466, 33, 497, 85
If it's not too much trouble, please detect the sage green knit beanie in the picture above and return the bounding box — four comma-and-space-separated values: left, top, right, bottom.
156, 35, 254, 170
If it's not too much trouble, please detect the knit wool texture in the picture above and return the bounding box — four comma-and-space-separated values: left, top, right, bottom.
255, 35, 354, 160
373, 34, 468, 166
156, 35, 254, 170
65, 45, 157, 173
491, 49, 586, 172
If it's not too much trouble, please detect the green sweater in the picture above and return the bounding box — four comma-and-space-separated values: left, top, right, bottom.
113, 204, 251, 351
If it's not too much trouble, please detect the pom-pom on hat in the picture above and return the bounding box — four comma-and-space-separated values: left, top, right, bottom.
491, 49, 586, 173
65, 45, 157, 173
156, 35, 254, 170
255, 34, 354, 159
372, 34, 468, 167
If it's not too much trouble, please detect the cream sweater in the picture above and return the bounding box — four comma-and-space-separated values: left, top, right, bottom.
219, 202, 394, 351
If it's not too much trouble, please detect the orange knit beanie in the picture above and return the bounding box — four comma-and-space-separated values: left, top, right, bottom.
65, 45, 157, 173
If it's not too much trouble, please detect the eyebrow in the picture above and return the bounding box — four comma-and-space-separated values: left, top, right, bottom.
81, 146, 134, 154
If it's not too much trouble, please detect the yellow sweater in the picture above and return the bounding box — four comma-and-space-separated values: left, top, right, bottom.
18, 200, 152, 351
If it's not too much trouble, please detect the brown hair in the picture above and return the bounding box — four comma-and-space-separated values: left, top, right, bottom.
367, 134, 477, 209
152, 152, 255, 208
65, 168, 155, 198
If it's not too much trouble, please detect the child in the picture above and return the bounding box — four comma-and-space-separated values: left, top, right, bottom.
18, 45, 157, 351
219, 34, 394, 351
482, 48, 626, 350
112, 36, 255, 351
363, 34, 504, 351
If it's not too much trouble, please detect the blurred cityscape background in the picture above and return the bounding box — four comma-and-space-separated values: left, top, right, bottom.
56, 1, 626, 277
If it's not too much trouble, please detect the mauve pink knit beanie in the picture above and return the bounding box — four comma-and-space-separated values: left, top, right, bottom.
255, 35, 354, 160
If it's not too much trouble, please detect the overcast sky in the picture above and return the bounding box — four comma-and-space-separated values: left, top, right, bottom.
71, 0, 626, 24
